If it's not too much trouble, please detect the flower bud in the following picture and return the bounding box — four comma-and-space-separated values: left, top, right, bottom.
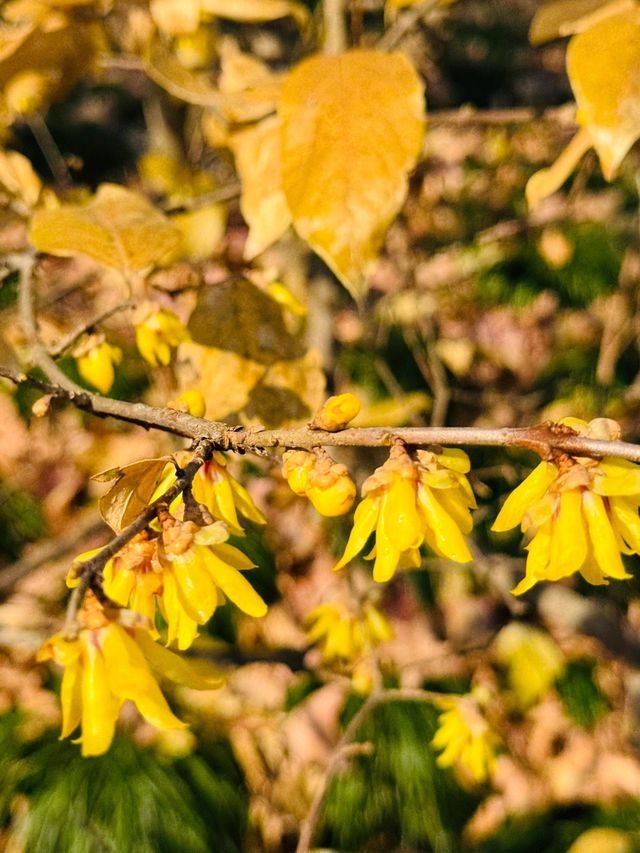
305, 462, 356, 516
310, 393, 361, 431
282, 450, 316, 496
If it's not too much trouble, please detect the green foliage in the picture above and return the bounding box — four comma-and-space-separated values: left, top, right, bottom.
0, 481, 45, 560
556, 659, 609, 729
321, 700, 480, 851
6, 725, 247, 853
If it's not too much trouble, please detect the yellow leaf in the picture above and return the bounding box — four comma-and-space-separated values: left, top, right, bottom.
230, 116, 291, 259
567, 8, 640, 179
278, 50, 425, 301
0, 148, 41, 207
171, 203, 227, 261
525, 126, 591, 210
29, 183, 182, 273
178, 342, 266, 420
94, 457, 173, 532
529, 0, 634, 44
145, 37, 277, 121
201, 0, 309, 27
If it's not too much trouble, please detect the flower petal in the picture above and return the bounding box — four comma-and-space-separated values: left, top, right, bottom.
417, 484, 472, 563
102, 624, 186, 731
492, 462, 557, 532
334, 495, 380, 571
582, 490, 631, 581
548, 489, 588, 579
80, 634, 121, 757
380, 477, 423, 552
136, 630, 223, 689
202, 550, 267, 617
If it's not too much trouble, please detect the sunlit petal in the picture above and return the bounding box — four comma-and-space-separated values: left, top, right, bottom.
492, 462, 557, 532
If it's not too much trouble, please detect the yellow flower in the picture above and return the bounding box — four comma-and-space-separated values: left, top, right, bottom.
335, 445, 476, 582
310, 393, 361, 431
135, 307, 189, 367
282, 449, 356, 516
155, 518, 267, 649
74, 335, 122, 394
167, 388, 206, 417
154, 451, 267, 534
306, 600, 392, 662
493, 622, 565, 709
492, 417, 640, 594
103, 518, 268, 651
37, 592, 221, 757
431, 690, 499, 784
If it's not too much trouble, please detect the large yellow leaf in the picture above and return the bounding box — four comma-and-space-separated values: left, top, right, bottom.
529, 0, 633, 44
201, 0, 309, 26
29, 183, 182, 273
567, 8, 640, 179
231, 116, 291, 259
278, 50, 425, 301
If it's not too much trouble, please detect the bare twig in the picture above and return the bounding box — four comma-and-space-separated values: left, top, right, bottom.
377, 0, 441, 50
323, 0, 348, 53
26, 114, 72, 190
49, 301, 135, 357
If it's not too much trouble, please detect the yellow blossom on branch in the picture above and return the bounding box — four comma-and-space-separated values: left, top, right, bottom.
492, 417, 640, 594
431, 690, 499, 784
282, 449, 356, 516
73, 334, 122, 394
335, 444, 476, 582
102, 517, 268, 651
37, 592, 222, 757
154, 451, 267, 534
134, 305, 190, 367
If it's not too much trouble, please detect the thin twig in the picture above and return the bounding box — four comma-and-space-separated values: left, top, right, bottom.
26, 114, 72, 190
323, 0, 348, 53
49, 301, 135, 357
296, 686, 443, 852
2, 364, 640, 462
377, 0, 441, 50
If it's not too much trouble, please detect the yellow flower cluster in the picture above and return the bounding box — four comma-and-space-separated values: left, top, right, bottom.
282, 449, 356, 517
431, 690, 499, 783
100, 516, 267, 651
493, 417, 640, 594
335, 444, 476, 582
134, 306, 190, 367
306, 600, 392, 662
37, 592, 221, 756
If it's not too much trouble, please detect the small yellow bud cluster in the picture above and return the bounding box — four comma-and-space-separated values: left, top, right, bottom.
282, 449, 356, 516
134, 304, 190, 367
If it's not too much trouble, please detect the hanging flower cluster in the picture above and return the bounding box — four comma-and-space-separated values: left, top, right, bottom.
334, 443, 476, 582
73, 334, 122, 394
37, 592, 221, 756
306, 599, 392, 662
493, 417, 640, 594
134, 305, 190, 367
42, 448, 269, 753
431, 688, 499, 784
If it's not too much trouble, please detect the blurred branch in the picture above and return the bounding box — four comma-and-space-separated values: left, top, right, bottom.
378, 0, 441, 50
323, 0, 348, 53
296, 686, 444, 853
48, 301, 134, 357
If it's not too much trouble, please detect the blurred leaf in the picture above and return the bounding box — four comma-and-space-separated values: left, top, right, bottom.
178, 342, 266, 421
202, 0, 309, 26
0, 481, 45, 560
94, 457, 172, 532
231, 116, 291, 259
188, 279, 304, 364
567, 8, 640, 179
0, 148, 41, 208
171, 203, 227, 261
529, 0, 633, 44
29, 184, 182, 274
278, 50, 425, 301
